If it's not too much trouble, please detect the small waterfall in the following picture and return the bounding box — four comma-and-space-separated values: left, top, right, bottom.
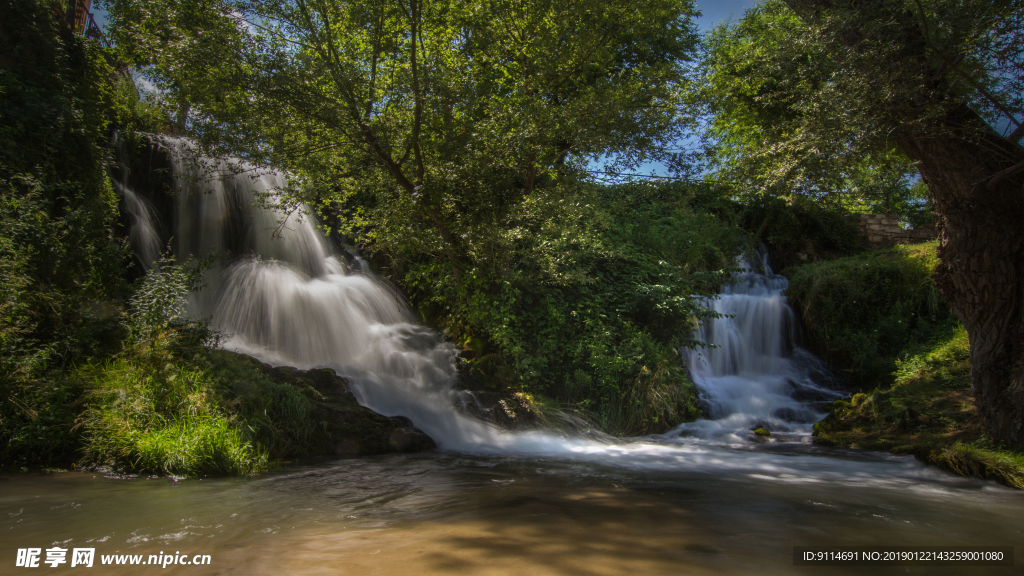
161, 139, 525, 452
110, 132, 162, 271
671, 251, 844, 443
133, 139, 863, 472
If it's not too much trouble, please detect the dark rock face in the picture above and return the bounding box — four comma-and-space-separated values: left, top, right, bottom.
234, 355, 436, 456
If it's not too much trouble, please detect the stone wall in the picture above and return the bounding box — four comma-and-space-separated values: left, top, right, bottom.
855, 214, 938, 248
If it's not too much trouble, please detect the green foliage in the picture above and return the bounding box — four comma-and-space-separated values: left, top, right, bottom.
694, 1, 922, 209
124, 255, 212, 341
396, 180, 742, 434
814, 327, 1024, 489
82, 353, 269, 475
109, 74, 176, 137
78, 328, 323, 475
695, 0, 1023, 215
98, 0, 735, 435
76, 324, 422, 476
0, 0, 131, 376
786, 241, 956, 388
738, 194, 865, 271
0, 371, 86, 469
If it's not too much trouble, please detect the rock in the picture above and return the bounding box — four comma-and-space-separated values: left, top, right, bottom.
772, 407, 819, 423
208, 350, 437, 457
388, 424, 436, 452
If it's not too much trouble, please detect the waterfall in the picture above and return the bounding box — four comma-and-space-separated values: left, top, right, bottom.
115, 138, 864, 472
110, 132, 162, 271
671, 251, 845, 443
152, 139, 543, 452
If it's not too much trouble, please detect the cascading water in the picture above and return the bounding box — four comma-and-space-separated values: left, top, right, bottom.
671, 252, 845, 443
109, 132, 162, 271
113, 139, 974, 486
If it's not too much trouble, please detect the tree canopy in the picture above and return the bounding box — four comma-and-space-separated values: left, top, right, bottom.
98, 0, 742, 433
103, 0, 701, 264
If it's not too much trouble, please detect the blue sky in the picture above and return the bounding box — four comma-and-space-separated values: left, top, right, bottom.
594, 0, 761, 179
695, 0, 759, 30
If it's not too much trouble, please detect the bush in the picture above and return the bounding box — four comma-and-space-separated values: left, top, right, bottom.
123, 254, 211, 341
785, 241, 957, 388
814, 327, 1024, 489
384, 180, 744, 434
738, 194, 865, 272
82, 354, 269, 475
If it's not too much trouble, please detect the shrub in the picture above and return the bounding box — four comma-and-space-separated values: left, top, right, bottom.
387, 180, 743, 434
786, 241, 956, 388
81, 346, 270, 475
123, 254, 211, 341
738, 194, 865, 271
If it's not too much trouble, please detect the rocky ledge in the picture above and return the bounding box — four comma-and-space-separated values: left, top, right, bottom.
222, 352, 436, 456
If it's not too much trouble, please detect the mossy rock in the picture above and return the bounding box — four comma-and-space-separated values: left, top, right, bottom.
459, 389, 544, 431
208, 351, 436, 456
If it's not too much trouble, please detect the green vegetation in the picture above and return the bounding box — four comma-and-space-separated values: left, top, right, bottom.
786, 242, 956, 388
692, 0, 932, 226
100, 0, 744, 435
814, 327, 1024, 489
5, 0, 1024, 481
787, 241, 1024, 487
736, 194, 866, 271
438, 181, 743, 434
79, 324, 427, 476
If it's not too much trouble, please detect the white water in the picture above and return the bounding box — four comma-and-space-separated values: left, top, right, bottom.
672, 252, 845, 443
113, 140, 985, 489
110, 133, 162, 271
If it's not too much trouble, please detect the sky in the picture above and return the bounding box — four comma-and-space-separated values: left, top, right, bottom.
694, 0, 759, 30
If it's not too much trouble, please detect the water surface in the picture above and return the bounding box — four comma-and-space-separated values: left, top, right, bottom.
3, 448, 1020, 575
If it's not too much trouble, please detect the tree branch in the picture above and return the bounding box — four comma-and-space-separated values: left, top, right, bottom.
987, 159, 1024, 191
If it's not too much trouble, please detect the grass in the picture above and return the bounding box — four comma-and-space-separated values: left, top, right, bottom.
80, 334, 273, 475
786, 241, 956, 389
814, 327, 1024, 489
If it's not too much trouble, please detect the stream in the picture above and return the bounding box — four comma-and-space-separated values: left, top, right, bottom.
3, 142, 1019, 575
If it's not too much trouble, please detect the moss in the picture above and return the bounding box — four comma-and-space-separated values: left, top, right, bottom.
814, 327, 1024, 489
753, 427, 771, 437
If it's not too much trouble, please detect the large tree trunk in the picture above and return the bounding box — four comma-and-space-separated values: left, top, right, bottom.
782, 0, 1024, 449
895, 104, 1024, 450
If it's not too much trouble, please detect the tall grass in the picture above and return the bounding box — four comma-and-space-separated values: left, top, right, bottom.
82, 356, 269, 475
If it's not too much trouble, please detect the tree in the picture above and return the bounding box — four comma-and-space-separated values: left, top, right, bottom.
102, 0, 730, 433
725, 0, 1024, 448
693, 0, 928, 222
1, 0, 129, 373
103, 0, 699, 276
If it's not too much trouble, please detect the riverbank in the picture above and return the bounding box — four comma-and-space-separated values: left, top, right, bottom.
813, 327, 1024, 489
1, 325, 435, 476
784, 243, 1024, 488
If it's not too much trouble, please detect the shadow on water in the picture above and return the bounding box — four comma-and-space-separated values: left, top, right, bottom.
3, 453, 1021, 575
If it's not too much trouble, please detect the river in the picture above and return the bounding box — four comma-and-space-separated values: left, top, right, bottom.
4, 141, 1017, 575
